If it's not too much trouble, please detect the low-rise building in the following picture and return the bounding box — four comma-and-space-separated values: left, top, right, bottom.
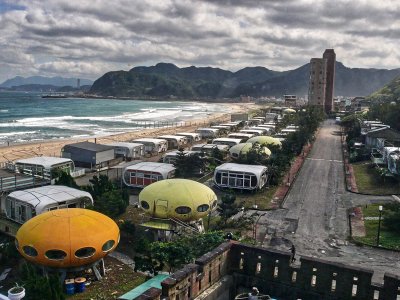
15, 156, 75, 178
284, 94, 297, 107
363, 127, 400, 149
123, 162, 176, 188
107, 142, 145, 160
214, 163, 268, 190
61, 141, 116, 169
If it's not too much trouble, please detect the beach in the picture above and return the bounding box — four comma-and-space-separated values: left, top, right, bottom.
0, 102, 260, 163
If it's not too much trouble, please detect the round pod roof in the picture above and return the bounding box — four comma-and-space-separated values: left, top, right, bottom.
16, 208, 119, 269
247, 136, 282, 147
283, 108, 296, 114
229, 143, 271, 158
139, 179, 217, 222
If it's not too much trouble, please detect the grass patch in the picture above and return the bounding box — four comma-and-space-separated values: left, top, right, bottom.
352, 162, 400, 195
68, 257, 146, 299
235, 185, 278, 210
353, 204, 400, 250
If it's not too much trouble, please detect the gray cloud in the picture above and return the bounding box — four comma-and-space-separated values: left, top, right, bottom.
0, 0, 399, 82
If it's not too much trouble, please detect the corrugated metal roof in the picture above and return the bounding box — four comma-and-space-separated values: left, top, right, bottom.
212, 138, 243, 143
158, 135, 186, 140
133, 138, 168, 144
63, 141, 115, 152
107, 142, 144, 150
124, 162, 175, 174
15, 156, 73, 169
215, 163, 267, 175
7, 185, 93, 212
176, 132, 200, 137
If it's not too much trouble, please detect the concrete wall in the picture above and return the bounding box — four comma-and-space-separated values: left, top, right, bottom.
95, 149, 115, 164
62, 147, 96, 165
135, 242, 400, 300
62, 147, 115, 168
308, 58, 327, 107
231, 114, 248, 122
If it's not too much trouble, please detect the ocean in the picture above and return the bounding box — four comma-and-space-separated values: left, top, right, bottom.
0, 92, 229, 145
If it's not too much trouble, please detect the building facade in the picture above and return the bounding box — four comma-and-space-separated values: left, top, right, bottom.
284, 95, 297, 107
308, 58, 327, 107
308, 49, 336, 113
323, 49, 336, 113
125, 242, 400, 300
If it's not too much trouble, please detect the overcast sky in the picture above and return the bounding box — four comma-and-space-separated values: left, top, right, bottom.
0, 0, 399, 82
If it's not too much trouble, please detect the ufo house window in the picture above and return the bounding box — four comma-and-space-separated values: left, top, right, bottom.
175, 206, 191, 214
23, 245, 38, 257
141, 201, 150, 210
45, 249, 67, 260
102, 240, 115, 252
75, 247, 96, 259
197, 204, 209, 212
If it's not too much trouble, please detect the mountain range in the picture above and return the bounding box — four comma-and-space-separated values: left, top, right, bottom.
0, 76, 93, 88
90, 62, 400, 99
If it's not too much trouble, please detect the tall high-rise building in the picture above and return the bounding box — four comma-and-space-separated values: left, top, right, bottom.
308, 49, 336, 113
77, 78, 81, 89
308, 58, 327, 107
323, 49, 336, 113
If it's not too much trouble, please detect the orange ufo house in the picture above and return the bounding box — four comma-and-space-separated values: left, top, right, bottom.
15, 208, 119, 279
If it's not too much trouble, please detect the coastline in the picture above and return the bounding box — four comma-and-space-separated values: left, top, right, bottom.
0, 102, 261, 163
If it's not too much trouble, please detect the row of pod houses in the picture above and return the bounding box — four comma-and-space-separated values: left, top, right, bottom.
122, 115, 293, 191
0, 110, 296, 235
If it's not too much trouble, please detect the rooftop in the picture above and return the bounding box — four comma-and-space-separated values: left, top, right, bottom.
107, 142, 144, 149
63, 141, 115, 152
133, 138, 168, 143
124, 162, 175, 172
216, 163, 267, 174
15, 156, 73, 169
8, 185, 93, 211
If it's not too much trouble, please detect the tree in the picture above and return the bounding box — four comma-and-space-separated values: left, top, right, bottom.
93, 190, 129, 218
134, 255, 164, 276
210, 147, 224, 162
173, 149, 207, 178
151, 242, 193, 273
84, 175, 129, 218
383, 202, 400, 232
368, 102, 400, 131
237, 143, 270, 165
341, 114, 362, 143
54, 172, 79, 188
20, 263, 65, 300
173, 148, 187, 178
85, 174, 114, 198
217, 192, 242, 224
134, 231, 226, 275
179, 231, 226, 258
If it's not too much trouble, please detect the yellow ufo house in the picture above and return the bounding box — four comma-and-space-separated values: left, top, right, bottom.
15, 208, 120, 274
247, 136, 282, 147
139, 179, 217, 234
229, 143, 271, 160
283, 108, 296, 114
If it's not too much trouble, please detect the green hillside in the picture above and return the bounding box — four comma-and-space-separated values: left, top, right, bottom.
368, 76, 400, 103
90, 62, 400, 99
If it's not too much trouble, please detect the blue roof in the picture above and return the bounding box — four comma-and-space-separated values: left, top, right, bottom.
118, 274, 169, 300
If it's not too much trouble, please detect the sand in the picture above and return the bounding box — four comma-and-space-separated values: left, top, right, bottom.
0, 102, 261, 163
